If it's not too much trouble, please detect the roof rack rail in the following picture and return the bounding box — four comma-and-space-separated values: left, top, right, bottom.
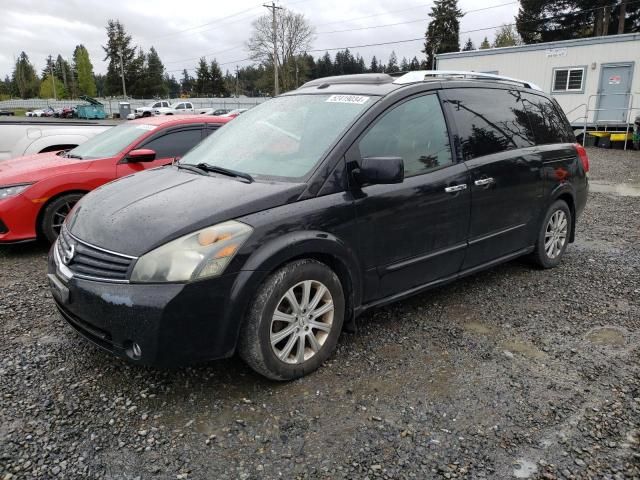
392, 70, 542, 91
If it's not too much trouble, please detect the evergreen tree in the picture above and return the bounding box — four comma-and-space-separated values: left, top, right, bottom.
493, 24, 522, 47
316, 52, 333, 78
94, 74, 106, 97
409, 56, 421, 71
73, 45, 97, 97
11, 52, 39, 98
195, 57, 211, 95
102, 19, 136, 96
480, 37, 491, 49
128, 48, 146, 97
165, 74, 180, 97
516, 0, 640, 44
42, 55, 56, 79
55, 55, 73, 96
400, 56, 410, 72
369, 56, 380, 73
210, 60, 227, 96
462, 38, 475, 51
423, 0, 463, 69
146, 47, 167, 97
386, 51, 399, 73
180, 69, 193, 95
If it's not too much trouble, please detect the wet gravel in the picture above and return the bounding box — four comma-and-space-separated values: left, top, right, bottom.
1, 148, 639, 480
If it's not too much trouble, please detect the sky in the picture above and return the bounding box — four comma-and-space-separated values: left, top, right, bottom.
0, 0, 520, 79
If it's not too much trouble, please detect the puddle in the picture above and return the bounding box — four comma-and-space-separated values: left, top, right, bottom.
501, 340, 546, 360
512, 459, 538, 478
586, 326, 627, 347
589, 181, 640, 197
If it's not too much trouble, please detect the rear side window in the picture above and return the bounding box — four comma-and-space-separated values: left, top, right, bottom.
358, 94, 453, 177
521, 93, 575, 144
442, 88, 535, 161
140, 128, 203, 159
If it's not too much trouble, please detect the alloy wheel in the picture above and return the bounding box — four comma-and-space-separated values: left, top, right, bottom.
270, 280, 334, 365
51, 201, 77, 235
544, 210, 568, 259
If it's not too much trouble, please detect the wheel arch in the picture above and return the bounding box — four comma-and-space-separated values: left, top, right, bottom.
227, 232, 363, 350
35, 189, 89, 239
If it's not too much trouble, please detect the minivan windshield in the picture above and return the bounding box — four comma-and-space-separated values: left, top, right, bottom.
67, 123, 156, 160
180, 94, 376, 180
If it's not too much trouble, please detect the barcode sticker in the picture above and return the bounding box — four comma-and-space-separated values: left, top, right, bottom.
325, 95, 370, 105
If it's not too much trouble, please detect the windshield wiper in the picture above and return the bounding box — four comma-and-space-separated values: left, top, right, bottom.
176, 163, 208, 175
196, 163, 254, 183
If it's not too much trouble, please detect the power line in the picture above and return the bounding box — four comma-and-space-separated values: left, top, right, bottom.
316, 1, 518, 34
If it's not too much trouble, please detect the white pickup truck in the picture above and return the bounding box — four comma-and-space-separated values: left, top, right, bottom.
154, 101, 196, 115
134, 100, 171, 118
0, 119, 113, 161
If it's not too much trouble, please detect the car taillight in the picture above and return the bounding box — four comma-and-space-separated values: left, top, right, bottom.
574, 143, 589, 173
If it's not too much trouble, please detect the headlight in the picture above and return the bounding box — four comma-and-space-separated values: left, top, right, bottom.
0, 183, 32, 200
130, 221, 253, 283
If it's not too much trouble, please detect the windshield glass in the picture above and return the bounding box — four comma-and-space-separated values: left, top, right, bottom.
68, 123, 156, 159
180, 94, 376, 179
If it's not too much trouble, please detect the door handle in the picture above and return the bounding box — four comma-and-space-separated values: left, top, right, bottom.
474, 177, 495, 187
444, 184, 467, 193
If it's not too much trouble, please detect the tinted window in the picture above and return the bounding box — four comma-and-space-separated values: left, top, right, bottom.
522, 93, 575, 144
141, 128, 202, 159
443, 88, 535, 161
358, 94, 452, 177
202, 125, 221, 139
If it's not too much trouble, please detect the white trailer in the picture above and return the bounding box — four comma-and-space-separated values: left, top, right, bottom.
436, 33, 640, 134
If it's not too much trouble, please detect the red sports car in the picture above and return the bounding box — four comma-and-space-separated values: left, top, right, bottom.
0, 115, 230, 243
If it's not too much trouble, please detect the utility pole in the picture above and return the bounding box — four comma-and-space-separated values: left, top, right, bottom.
618, 0, 628, 34
49, 61, 57, 101
263, 1, 282, 96
235, 65, 239, 98
118, 48, 127, 98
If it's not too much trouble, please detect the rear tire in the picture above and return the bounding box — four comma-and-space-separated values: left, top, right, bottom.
41, 193, 84, 243
531, 200, 572, 269
238, 259, 345, 381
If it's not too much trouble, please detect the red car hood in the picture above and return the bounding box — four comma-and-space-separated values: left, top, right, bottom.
0, 151, 91, 185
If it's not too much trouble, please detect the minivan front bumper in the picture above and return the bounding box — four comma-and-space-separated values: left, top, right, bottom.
48, 247, 249, 367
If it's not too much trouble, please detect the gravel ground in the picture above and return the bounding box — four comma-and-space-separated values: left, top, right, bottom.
1, 148, 639, 480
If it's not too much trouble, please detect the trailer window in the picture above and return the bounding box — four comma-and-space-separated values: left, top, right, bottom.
552, 68, 585, 92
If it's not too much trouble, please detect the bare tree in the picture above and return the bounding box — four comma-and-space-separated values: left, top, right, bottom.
247, 7, 314, 93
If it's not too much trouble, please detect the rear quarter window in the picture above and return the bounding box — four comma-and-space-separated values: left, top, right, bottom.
442, 88, 535, 161
522, 93, 575, 144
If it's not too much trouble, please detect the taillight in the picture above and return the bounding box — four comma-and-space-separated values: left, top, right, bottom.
574, 143, 589, 173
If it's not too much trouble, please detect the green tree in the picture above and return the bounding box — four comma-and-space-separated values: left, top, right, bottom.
102, 19, 136, 96
73, 45, 97, 97
165, 74, 180, 97
11, 52, 39, 98
369, 56, 380, 73
409, 56, 421, 70
462, 37, 475, 51
40, 74, 66, 99
386, 51, 399, 73
479, 37, 491, 49
210, 59, 227, 96
493, 24, 522, 47
423, 0, 463, 69
180, 69, 193, 95
145, 47, 167, 97
316, 52, 333, 77
400, 56, 410, 72
516, 0, 640, 44
195, 57, 211, 95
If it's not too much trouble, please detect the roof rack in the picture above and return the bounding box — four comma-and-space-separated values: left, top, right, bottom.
392, 70, 542, 91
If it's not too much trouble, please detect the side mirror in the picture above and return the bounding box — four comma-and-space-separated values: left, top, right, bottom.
127, 148, 157, 162
353, 157, 404, 186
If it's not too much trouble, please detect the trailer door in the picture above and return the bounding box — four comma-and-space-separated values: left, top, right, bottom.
595, 63, 633, 123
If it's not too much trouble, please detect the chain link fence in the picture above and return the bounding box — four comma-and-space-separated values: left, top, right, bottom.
0, 97, 270, 115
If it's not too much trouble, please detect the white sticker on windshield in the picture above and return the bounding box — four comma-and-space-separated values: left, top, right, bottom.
325, 95, 370, 105
136, 124, 157, 131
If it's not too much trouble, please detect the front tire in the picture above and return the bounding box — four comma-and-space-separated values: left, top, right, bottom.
41, 193, 84, 243
531, 199, 572, 268
238, 259, 345, 381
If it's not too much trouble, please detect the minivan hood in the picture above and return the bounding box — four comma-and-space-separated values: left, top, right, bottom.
67, 166, 306, 256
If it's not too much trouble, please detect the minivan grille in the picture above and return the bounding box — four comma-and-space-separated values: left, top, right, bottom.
57, 228, 135, 281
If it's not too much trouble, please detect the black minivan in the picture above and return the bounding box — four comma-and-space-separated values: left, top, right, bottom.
48, 72, 589, 380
